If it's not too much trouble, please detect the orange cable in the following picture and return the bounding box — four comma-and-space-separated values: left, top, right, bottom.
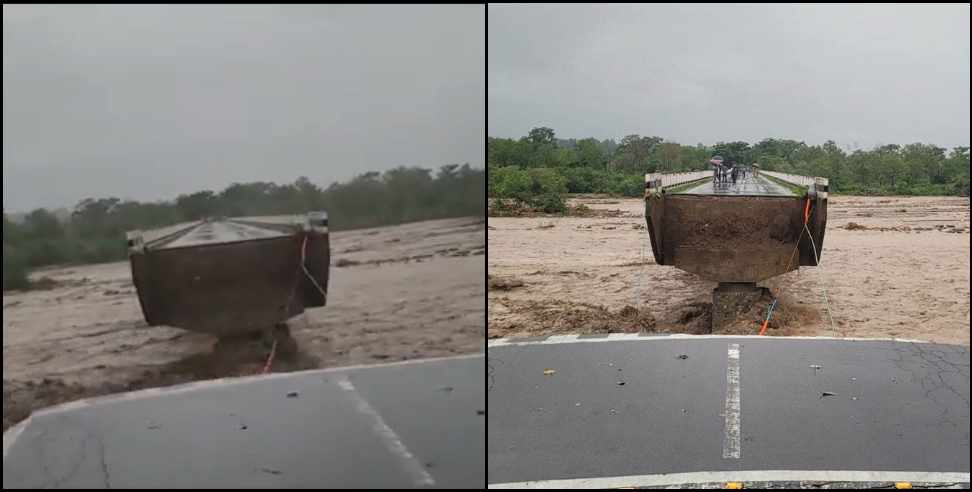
759, 197, 812, 336
262, 339, 278, 374
262, 235, 310, 374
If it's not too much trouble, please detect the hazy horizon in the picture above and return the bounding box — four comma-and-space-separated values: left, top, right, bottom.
2, 164, 485, 216
487, 130, 969, 154
489, 4, 970, 152
4, 4, 486, 213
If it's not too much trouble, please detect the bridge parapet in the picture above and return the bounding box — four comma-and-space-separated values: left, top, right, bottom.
645, 170, 712, 192
761, 171, 829, 197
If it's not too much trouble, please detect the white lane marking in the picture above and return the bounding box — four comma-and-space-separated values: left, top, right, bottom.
6, 354, 481, 466
487, 334, 932, 347
336, 376, 435, 487
32, 398, 91, 417
723, 343, 741, 459
487, 470, 971, 489
3, 417, 31, 460
545, 334, 579, 343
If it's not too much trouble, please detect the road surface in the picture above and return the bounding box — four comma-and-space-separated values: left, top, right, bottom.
673, 174, 797, 196
487, 335, 970, 488
161, 220, 290, 249
5, 354, 486, 489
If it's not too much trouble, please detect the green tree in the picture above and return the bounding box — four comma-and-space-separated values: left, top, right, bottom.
712, 141, 754, 165
489, 129, 969, 200
23, 209, 63, 239
525, 168, 568, 213
72, 197, 122, 238
527, 127, 556, 146
752, 138, 806, 163
575, 138, 606, 169
818, 140, 847, 191
488, 137, 531, 168
491, 166, 533, 199
612, 135, 662, 173
657, 142, 682, 172
944, 147, 970, 196
901, 143, 947, 185
3, 245, 30, 290
3, 213, 21, 244
175, 191, 218, 220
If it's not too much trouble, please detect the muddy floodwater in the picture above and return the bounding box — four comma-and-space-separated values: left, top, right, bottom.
3, 217, 485, 431
488, 196, 970, 345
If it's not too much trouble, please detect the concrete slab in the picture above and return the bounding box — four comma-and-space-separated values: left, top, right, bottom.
4, 355, 486, 489
675, 175, 797, 197
487, 337, 969, 486
161, 220, 290, 249
138, 221, 202, 245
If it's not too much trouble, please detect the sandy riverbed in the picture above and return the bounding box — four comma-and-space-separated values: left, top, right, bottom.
488, 196, 970, 345
3, 216, 485, 431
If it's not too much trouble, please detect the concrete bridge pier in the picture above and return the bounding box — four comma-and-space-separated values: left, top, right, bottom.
712, 282, 769, 331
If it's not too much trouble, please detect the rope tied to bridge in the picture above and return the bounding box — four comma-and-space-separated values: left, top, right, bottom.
804, 221, 838, 337
635, 230, 648, 309
263, 234, 329, 374
298, 235, 329, 305
759, 196, 812, 336
262, 339, 278, 374
758, 195, 839, 337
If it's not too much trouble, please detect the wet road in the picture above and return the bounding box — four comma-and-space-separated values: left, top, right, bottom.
162, 220, 289, 249
487, 335, 970, 487
4, 354, 486, 489
674, 174, 797, 196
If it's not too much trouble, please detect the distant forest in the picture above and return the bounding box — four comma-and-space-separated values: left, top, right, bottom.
489, 127, 970, 212
3, 164, 484, 290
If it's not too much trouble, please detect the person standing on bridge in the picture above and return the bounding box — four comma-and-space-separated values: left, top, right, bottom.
710, 155, 725, 184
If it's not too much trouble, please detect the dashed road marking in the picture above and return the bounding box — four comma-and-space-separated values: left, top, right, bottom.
337, 376, 435, 487
723, 343, 741, 459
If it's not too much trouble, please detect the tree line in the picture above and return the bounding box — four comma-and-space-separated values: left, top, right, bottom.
488, 127, 970, 212
3, 164, 484, 290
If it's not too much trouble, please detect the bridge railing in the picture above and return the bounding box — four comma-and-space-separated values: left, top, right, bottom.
645, 170, 712, 190
127, 220, 204, 253
761, 171, 829, 191
645, 169, 829, 197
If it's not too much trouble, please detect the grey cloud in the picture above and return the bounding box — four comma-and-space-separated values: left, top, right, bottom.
4, 4, 485, 211
488, 3, 969, 149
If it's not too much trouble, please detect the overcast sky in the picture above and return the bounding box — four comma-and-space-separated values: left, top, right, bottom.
3, 4, 485, 212
489, 3, 970, 151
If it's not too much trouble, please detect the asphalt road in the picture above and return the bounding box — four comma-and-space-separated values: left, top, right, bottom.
162, 220, 289, 249
4, 354, 486, 489
487, 335, 970, 487
674, 174, 796, 196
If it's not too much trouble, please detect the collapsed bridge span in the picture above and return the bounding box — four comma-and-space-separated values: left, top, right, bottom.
644, 169, 829, 330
